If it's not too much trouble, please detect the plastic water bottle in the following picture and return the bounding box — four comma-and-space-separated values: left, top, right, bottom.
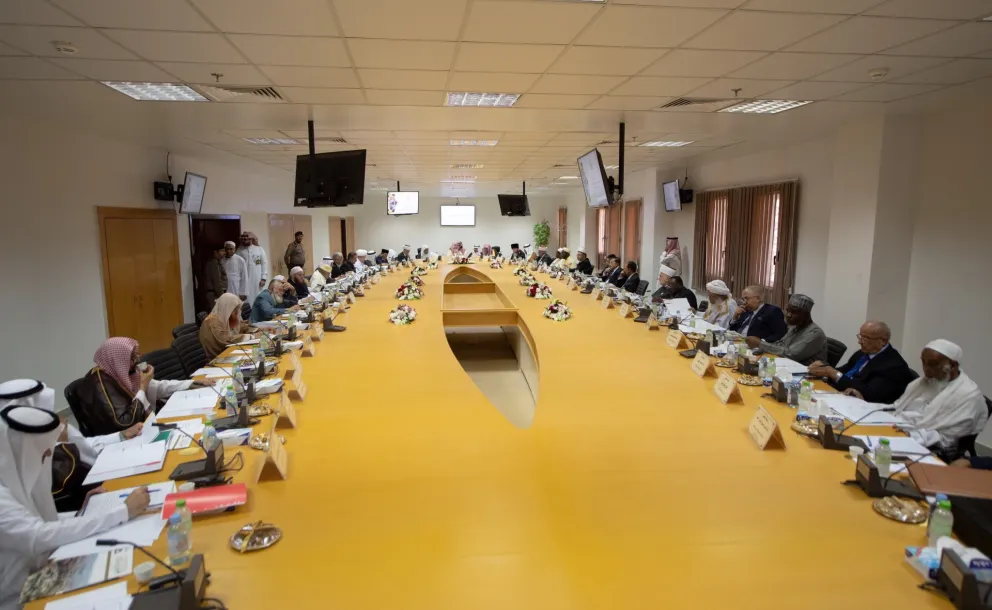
875, 438, 892, 477
927, 493, 949, 540
201, 421, 218, 452
727, 342, 738, 363
224, 388, 237, 417
929, 500, 954, 547
259, 332, 269, 352
766, 356, 777, 380
758, 356, 768, 379
799, 380, 814, 413
689, 315, 696, 329
167, 500, 193, 566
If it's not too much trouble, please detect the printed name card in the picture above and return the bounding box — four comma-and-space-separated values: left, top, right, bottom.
592, 287, 602, 300
372, 275, 379, 285
714, 371, 743, 404
347, 293, 356, 304
571, 282, 580, 292
302, 337, 316, 357
276, 391, 297, 429
255, 434, 289, 482
647, 314, 660, 330
748, 405, 786, 450
666, 329, 687, 349
691, 351, 715, 378
287, 364, 303, 388
289, 378, 307, 401
601, 295, 615, 309
311, 324, 323, 341
619, 303, 632, 318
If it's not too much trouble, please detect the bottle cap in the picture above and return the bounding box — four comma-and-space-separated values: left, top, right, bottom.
879, 438, 890, 445
176, 499, 186, 508
938, 499, 952, 509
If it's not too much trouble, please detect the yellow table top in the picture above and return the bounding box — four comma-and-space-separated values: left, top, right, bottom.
33, 263, 948, 610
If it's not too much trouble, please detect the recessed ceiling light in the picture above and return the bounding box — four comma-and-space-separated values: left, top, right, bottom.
441, 179, 476, 184
369, 187, 389, 191
450, 140, 499, 146
446, 175, 477, 180
558, 176, 580, 180
243, 137, 299, 145
446, 92, 520, 107
605, 165, 619, 170
719, 99, 812, 114
450, 163, 484, 169
102, 82, 207, 102
641, 141, 693, 147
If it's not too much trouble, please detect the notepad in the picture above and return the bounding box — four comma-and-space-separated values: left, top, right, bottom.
82, 482, 176, 517
44, 582, 131, 610
82, 441, 167, 485
663, 298, 692, 319
157, 387, 219, 419
50, 514, 166, 560
817, 394, 907, 426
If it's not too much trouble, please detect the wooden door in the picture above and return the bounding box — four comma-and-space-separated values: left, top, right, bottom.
99, 207, 183, 352
344, 217, 355, 255
188, 216, 241, 313
557, 207, 567, 249
293, 215, 315, 275
622, 199, 642, 265
328, 217, 344, 256
268, 214, 295, 277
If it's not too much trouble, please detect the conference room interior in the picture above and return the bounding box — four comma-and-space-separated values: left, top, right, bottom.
2, 0, 992, 607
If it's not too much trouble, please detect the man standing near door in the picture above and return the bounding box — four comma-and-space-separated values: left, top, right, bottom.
222, 241, 249, 301
237, 231, 268, 303
284, 231, 306, 275
202, 244, 228, 311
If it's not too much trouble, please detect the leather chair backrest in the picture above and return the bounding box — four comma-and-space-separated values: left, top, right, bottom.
826, 338, 848, 368
171, 333, 209, 377
64, 377, 94, 437
142, 348, 187, 381
172, 323, 198, 338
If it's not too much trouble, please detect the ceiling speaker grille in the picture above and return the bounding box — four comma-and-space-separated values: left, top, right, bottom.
658, 97, 738, 112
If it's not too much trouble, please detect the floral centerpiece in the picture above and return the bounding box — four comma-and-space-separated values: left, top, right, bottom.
543, 299, 572, 322
389, 304, 417, 325
408, 275, 424, 287
396, 282, 423, 300
519, 274, 537, 286
428, 260, 439, 270
490, 259, 503, 269
451, 254, 471, 264
526, 283, 553, 299
411, 266, 427, 276
513, 267, 529, 277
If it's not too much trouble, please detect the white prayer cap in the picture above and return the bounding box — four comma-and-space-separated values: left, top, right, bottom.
658, 264, 676, 278
538, 245, 547, 251
356, 249, 367, 256
422, 244, 429, 250
403, 245, 411, 250
290, 266, 304, 276
224, 241, 236, 248
318, 263, 332, 274
925, 339, 963, 363
706, 280, 731, 296
557, 248, 564, 253
577, 247, 586, 255
273, 275, 286, 282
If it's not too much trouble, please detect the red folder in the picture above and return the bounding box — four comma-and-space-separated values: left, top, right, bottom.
161, 483, 248, 519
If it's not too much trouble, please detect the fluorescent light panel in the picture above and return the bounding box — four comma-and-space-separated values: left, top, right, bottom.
605, 165, 619, 170
102, 81, 207, 101
719, 100, 812, 114
450, 163, 484, 169
450, 140, 499, 146
243, 137, 299, 145
641, 141, 693, 147
446, 92, 520, 107
558, 176, 580, 180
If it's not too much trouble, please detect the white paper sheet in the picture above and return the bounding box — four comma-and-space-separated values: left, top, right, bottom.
816, 394, 907, 425
81, 441, 167, 485
255, 378, 283, 395
854, 436, 930, 455
773, 357, 809, 375
50, 514, 166, 560
166, 419, 205, 450
233, 337, 260, 346
190, 367, 234, 378
45, 582, 131, 610
157, 387, 219, 419
83, 482, 176, 516
885, 455, 944, 477
678, 318, 724, 334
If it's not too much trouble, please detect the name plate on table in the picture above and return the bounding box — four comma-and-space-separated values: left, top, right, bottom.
276, 390, 297, 429
748, 405, 786, 450
283, 354, 302, 379
372, 275, 379, 285
347, 293, 356, 304
618, 303, 632, 318
647, 314, 660, 330
571, 282, 579, 292
302, 336, 316, 357
287, 365, 303, 388
254, 434, 289, 482
566, 277, 573, 288
691, 351, 716, 378
289, 378, 307, 401
592, 288, 602, 300
311, 324, 323, 341
666, 329, 687, 349
601, 296, 615, 309
714, 371, 743, 404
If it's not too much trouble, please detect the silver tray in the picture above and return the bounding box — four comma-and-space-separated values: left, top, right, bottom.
230, 521, 282, 553
872, 496, 928, 524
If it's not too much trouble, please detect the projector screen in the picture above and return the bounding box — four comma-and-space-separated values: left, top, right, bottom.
387, 191, 419, 215
440, 205, 476, 227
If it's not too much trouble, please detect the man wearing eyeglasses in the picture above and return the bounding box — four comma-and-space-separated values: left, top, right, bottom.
808, 320, 917, 404
730, 285, 787, 342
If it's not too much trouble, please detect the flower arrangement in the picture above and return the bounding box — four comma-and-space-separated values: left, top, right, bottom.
408, 275, 424, 287
526, 283, 553, 299
490, 259, 503, 269
396, 282, 423, 300
513, 267, 529, 277
428, 261, 439, 270
519, 274, 537, 286
389, 304, 417, 325
543, 299, 572, 322
411, 266, 427, 277
451, 254, 471, 264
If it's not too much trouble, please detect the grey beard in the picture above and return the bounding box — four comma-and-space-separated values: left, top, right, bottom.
924, 376, 951, 392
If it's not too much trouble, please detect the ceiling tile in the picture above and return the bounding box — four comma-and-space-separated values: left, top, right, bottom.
0, 0, 82, 26
348, 39, 456, 70
585, 95, 670, 110
51, 0, 212, 30
832, 82, 944, 101
281, 87, 366, 104
642, 49, 765, 77
454, 43, 563, 73
228, 35, 350, 68
51, 58, 175, 81
0, 25, 136, 59
609, 75, 713, 96
882, 23, 992, 57
686, 77, 794, 98
730, 52, 860, 80
333, 0, 468, 40
498, 132, 557, 144
394, 130, 449, 139
894, 58, 992, 84
0, 41, 26, 55
189, 0, 338, 36
463, 1, 600, 44
576, 5, 727, 48
549, 46, 666, 76
530, 74, 627, 94
102, 30, 244, 63
358, 69, 447, 90
365, 89, 444, 105
787, 17, 954, 54
742, 0, 885, 12
259, 65, 359, 87
758, 80, 868, 100
685, 11, 845, 51
0, 56, 79, 78
448, 71, 539, 92
340, 130, 395, 140
514, 93, 600, 108
865, 0, 992, 20
614, 0, 745, 6
157, 62, 270, 84
811, 55, 950, 82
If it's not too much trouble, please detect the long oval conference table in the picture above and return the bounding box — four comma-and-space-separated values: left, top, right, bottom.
33, 262, 949, 610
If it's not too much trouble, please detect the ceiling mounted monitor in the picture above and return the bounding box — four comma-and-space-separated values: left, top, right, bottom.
497, 194, 530, 217
294, 150, 366, 207
387, 191, 419, 216
577, 149, 611, 208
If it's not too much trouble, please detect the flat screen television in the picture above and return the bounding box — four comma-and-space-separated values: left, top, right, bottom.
440, 204, 476, 227
294, 150, 366, 207
497, 194, 530, 217
180, 172, 207, 214
577, 149, 612, 208
663, 180, 681, 212
387, 191, 419, 215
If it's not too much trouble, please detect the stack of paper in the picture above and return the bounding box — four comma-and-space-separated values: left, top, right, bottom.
44, 582, 132, 610
83, 482, 176, 516
774, 357, 809, 376
816, 394, 907, 426
165, 419, 206, 450
854, 436, 930, 456
50, 513, 166, 560
157, 387, 219, 419
191, 366, 235, 379
663, 298, 693, 319
81, 441, 167, 485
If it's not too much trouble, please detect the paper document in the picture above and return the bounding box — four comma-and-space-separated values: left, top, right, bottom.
234, 338, 260, 346
256, 378, 283, 395
817, 394, 907, 426
886, 455, 944, 477
678, 319, 724, 334
50, 514, 166, 560
157, 387, 218, 419
83, 482, 175, 517
773, 357, 809, 375
191, 367, 234, 378
854, 436, 930, 455
82, 441, 167, 485
166, 419, 205, 450
44, 582, 132, 610
663, 298, 693, 319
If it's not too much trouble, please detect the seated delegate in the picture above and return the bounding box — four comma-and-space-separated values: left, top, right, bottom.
602, 256, 623, 286
746, 294, 827, 365
619, 261, 640, 292
650, 264, 677, 303
664, 276, 697, 310
250, 280, 299, 323
571, 248, 593, 275
200, 293, 255, 359
702, 280, 737, 329
75, 337, 193, 435
807, 320, 916, 404
729, 285, 787, 342
288, 266, 310, 301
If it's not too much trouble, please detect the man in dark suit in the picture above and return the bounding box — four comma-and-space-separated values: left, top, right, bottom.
571, 248, 594, 275
730, 285, 788, 342
619, 261, 640, 292
601, 255, 623, 286
808, 320, 917, 404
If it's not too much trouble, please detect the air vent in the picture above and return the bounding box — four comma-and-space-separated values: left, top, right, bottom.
196, 85, 285, 104
319, 137, 348, 144
366, 163, 377, 167
552, 164, 573, 168
658, 97, 738, 113
595, 140, 616, 146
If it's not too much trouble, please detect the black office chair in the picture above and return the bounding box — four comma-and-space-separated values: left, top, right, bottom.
635, 280, 648, 296
143, 348, 187, 381
241, 302, 252, 321
826, 338, 847, 367
172, 333, 209, 377
172, 322, 198, 338
698, 300, 708, 313
196, 311, 208, 325
64, 377, 94, 437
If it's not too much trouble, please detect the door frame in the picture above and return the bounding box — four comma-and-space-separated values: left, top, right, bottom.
97, 206, 183, 337
187, 214, 241, 314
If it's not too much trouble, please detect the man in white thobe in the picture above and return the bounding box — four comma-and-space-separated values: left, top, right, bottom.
236, 231, 268, 303
354, 249, 368, 273
222, 240, 249, 300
